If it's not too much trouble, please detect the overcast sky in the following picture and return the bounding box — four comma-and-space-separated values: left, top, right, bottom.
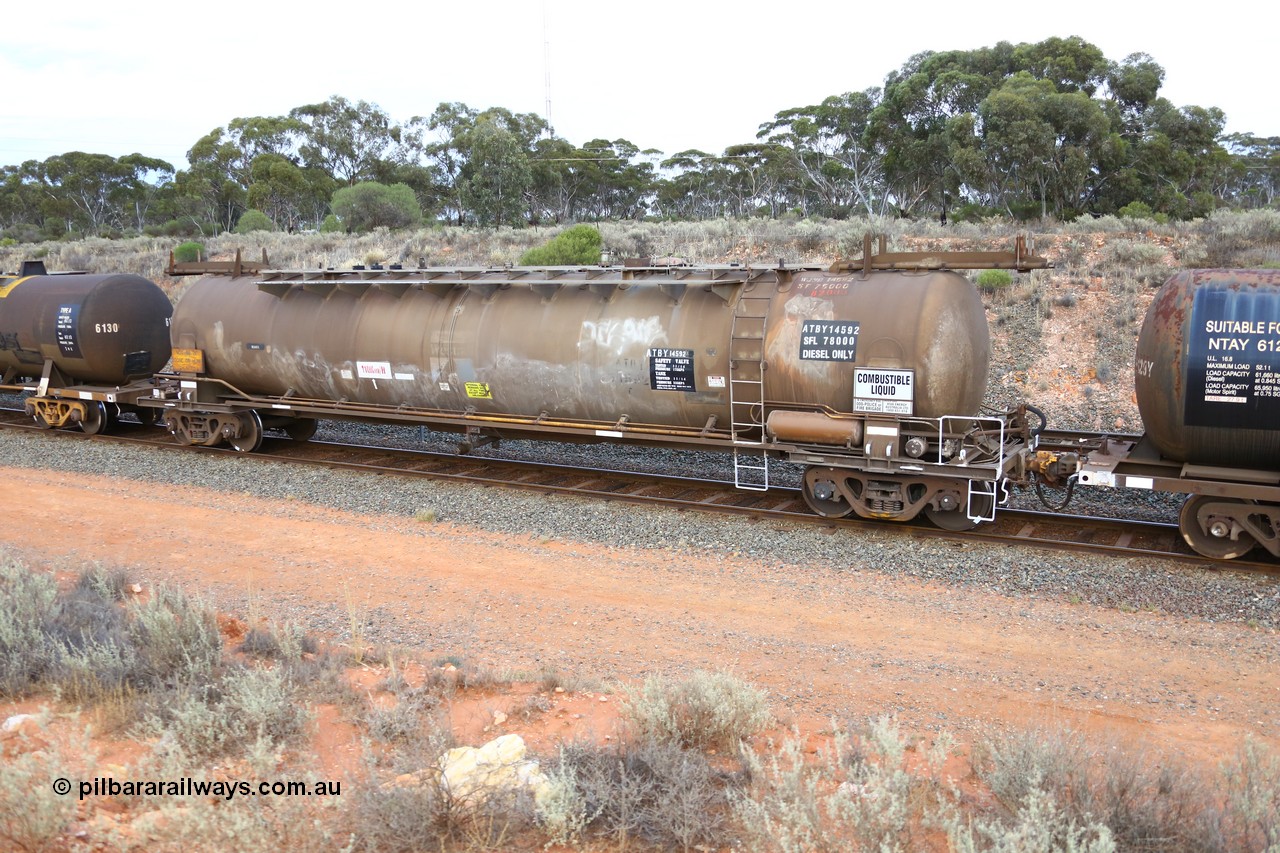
2, 1, 1271, 172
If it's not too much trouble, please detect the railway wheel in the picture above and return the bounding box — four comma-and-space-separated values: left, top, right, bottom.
80, 401, 111, 436
228, 411, 264, 453
925, 507, 978, 531
925, 490, 991, 531
801, 470, 853, 518
31, 411, 52, 429
166, 412, 196, 446
1179, 496, 1256, 560
284, 418, 318, 442
133, 407, 159, 426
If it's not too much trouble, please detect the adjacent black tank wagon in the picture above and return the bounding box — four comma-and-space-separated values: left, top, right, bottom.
1074, 270, 1280, 559
0, 260, 172, 433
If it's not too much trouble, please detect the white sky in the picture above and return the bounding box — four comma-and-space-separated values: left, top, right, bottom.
2, 1, 1272, 172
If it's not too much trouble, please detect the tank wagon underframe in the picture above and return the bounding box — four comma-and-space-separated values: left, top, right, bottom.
144, 373, 1031, 528
1076, 435, 1280, 559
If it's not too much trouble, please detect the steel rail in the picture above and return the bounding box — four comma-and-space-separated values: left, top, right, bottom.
1, 411, 1276, 574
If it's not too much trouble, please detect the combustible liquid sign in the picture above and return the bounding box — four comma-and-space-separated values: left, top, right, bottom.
854, 368, 914, 415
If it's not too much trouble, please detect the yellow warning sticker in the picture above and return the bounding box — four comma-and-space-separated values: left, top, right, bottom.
465, 382, 492, 399
171, 348, 205, 374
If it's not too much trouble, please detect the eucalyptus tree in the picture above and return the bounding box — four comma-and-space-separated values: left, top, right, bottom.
656, 150, 722, 219
758, 89, 887, 217
32, 151, 173, 234
182, 114, 305, 231
1223, 133, 1280, 207
245, 153, 335, 231
574, 139, 657, 220
974, 72, 1111, 218
289, 95, 402, 185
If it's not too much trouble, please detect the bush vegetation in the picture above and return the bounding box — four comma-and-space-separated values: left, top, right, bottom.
619, 669, 770, 751
4, 554, 1280, 851
5, 211, 1279, 286
171, 240, 203, 263
975, 268, 1014, 292
234, 209, 275, 234
331, 182, 423, 233
518, 224, 604, 265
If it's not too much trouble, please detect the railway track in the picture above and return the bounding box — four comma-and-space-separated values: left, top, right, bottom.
1, 409, 1275, 572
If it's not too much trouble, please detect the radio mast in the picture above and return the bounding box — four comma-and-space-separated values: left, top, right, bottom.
543, 1, 553, 137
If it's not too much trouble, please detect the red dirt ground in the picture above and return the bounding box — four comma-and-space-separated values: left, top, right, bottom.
2, 464, 1278, 846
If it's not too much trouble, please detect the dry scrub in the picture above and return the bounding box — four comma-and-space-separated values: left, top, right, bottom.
3, 555, 1278, 851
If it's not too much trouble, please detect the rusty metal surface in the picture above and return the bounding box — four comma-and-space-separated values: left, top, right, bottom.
1136, 269, 1280, 466
166, 247, 269, 278
0, 273, 173, 385
766, 410, 864, 445
830, 234, 1051, 274
171, 265, 990, 434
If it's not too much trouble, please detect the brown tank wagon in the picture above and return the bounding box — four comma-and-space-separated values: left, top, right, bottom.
0, 261, 172, 432
156, 239, 1054, 529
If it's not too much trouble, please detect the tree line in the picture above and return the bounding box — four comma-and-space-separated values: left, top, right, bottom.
2, 36, 1277, 243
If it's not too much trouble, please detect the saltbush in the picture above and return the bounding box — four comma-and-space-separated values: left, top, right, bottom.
547, 738, 725, 849
620, 669, 769, 751
138, 665, 308, 759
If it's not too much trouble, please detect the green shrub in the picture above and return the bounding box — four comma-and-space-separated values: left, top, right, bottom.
331, 182, 422, 233
234, 209, 275, 234
975, 269, 1014, 293
620, 669, 769, 751
519, 224, 603, 265
1117, 200, 1155, 220
320, 213, 343, 233
172, 241, 204, 263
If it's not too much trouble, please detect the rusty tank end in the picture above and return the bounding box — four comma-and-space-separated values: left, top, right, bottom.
0, 270, 173, 385
170, 265, 990, 430
1136, 269, 1280, 467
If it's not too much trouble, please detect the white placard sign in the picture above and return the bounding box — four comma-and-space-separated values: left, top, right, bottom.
854, 368, 914, 415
